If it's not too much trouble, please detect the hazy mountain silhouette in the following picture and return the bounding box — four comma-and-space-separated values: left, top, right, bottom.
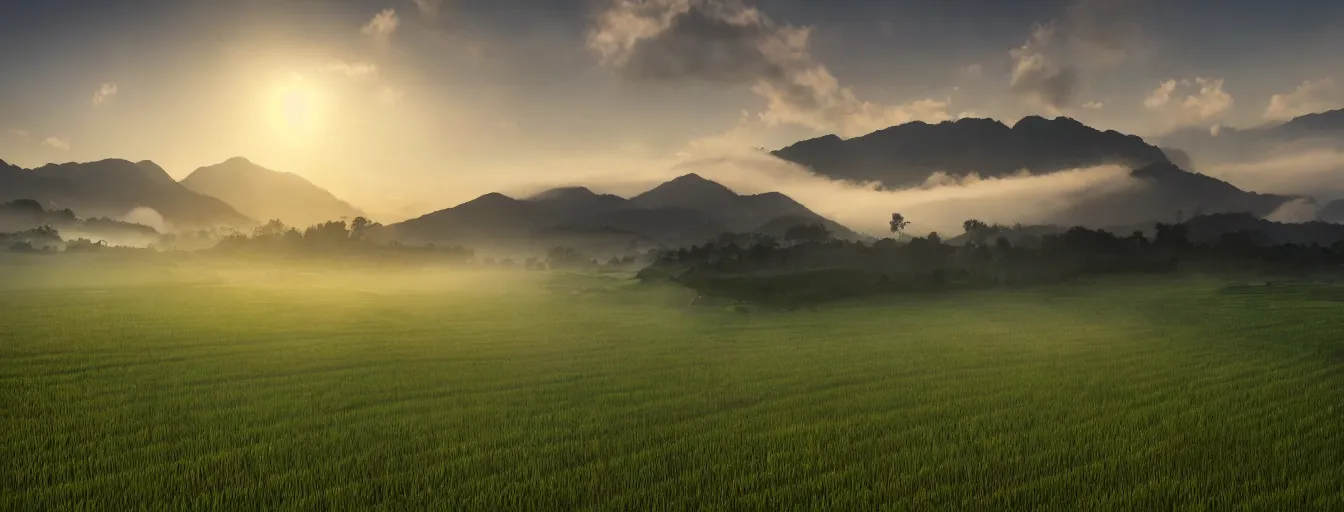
1050, 162, 1292, 226
0, 158, 250, 229
631, 173, 861, 238
1160, 108, 1344, 165
1318, 199, 1344, 223
773, 116, 1169, 188
181, 157, 363, 228
1184, 212, 1344, 246
773, 116, 1293, 227
388, 174, 860, 248
527, 186, 633, 219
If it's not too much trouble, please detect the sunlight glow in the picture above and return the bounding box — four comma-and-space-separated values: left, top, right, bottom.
267, 74, 327, 143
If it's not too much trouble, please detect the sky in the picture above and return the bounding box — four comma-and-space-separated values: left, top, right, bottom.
2, 0, 1343, 221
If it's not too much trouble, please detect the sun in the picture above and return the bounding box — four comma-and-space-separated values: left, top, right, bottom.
267, 74, 326, 141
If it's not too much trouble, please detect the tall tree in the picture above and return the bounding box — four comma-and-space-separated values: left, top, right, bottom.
889, 213, 909, 237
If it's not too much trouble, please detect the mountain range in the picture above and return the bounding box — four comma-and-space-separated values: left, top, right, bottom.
773, 116, 1169, 187
6, 108, 1343, 244
773, 115, 1295, 226
386, 173, 862, 250
1158, 108, 1344, 170
0, 158, 250, 230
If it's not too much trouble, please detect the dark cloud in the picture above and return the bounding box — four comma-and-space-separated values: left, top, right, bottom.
587, 0, 949, 136
1008, 0, 1144, 112
614, 4, 788, 85
1008, 24, 1079, 112
1064, 0, 1144, 66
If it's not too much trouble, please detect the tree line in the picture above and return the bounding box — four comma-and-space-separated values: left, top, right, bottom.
640, 212, 1344, 304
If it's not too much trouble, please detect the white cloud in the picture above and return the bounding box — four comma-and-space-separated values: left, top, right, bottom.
586, 0, 950, 138
7, 129, 29, 139
1143, 77, 1233, 133
961, 63, 983, 79
1082, 100, 1104, 110
1143, 79, 1176, 108
412, 0, 443, 19
1263, 78, 1341, 121
327, 61, 379, 78
1265, 198, 1319, 223
43, 137, 71, 151
92, 82, 118, 106
362, 9, 400, 44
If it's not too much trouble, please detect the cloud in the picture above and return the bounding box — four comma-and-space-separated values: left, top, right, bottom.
1063, 0, 1143, 67
586, 0, 950, 137
1082, 100, 1104, 110
43, 137, 71, 151
1263, 78, 1341, 121
1204, 146, 1344, 199
92, 82, 118, 106
412, 0, 443, 19
1264, 198, 1319, 223
327, 61, 379, 78
960, 63, 983, 79
1008, 24, 1078, 112
1143, 77, 1233, 133
7, 129, 29, 140
1143, 79, 1176, 108
1007, 0, 1144, 112
672, 154, 1140, 236
362, 9, 400, 44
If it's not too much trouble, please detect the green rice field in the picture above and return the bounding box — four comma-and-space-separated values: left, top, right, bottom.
2, 257, 1342, 510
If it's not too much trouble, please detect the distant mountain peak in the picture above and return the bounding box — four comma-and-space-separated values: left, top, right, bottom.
633, 174, 740, 211
181, 157, 362, 227
669, 172, 711, 183
459, 192, 517, 207
528, 186, 597, 201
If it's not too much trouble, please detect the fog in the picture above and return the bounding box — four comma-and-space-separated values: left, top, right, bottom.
1265, 198, 1322, 223
121, 207, 167, 233
1201, 142, 1344, 201
509, 151, 1144, 236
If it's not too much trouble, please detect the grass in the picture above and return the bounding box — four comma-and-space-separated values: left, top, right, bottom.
1, 259, 1342, 510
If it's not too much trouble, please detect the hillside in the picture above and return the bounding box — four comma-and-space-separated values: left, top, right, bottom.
181, 157, 363, 228
0, 158, 251, 230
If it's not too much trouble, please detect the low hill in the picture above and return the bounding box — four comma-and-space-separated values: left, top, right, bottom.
181, 157, 363, 228
1185, 212, 1344, 246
